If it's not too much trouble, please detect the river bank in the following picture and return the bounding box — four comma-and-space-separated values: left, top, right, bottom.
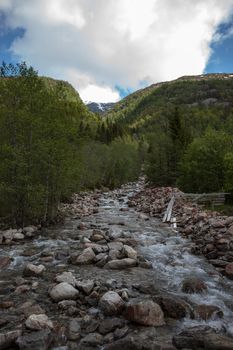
129, 184, 233, 280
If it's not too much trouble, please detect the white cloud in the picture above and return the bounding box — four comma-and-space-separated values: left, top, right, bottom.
1, 0, 233, 101
79, 84, 120, 103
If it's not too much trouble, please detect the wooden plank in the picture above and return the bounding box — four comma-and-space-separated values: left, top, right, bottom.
163, 195, 175, 223
167, 196, 175, 222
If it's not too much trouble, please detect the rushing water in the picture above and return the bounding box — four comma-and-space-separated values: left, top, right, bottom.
1, 182, 233, 342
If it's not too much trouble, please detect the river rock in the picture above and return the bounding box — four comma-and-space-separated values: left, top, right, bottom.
154, 295, 193, 319
90, 233, 105, 242
25, 314, 53, 330
13, 232, 25, 240
79, 333, 104, 347
104, 258, 137, 269
2, 230, 13, 242
104, 333, 176, 350
50, 282, 79, 302
0, 330, 22, 349
23, 226, 36, 234
173, 326, 233, 349
55, 272, 77, 287
76, 279, 94, 295
98, 318, 126, 335
123, 245, 137, 259
75, 248, 95, 265
195, 304, 223, 320
58, 300, 76, 310
18, 301, 45, 317
23, 263, 46, 277
181, 277, 207, 293
225, 262, 233, 279
67, 318, 81, 340
227, 224, 233, 235
204, 333, 233, 349
0, 256, 12, 268
77, 222, 86, 230
99, 291, 124, 316
16, 330, 53, 350
172, 326, 211, 349
108, 227, 123, 239
124, 299, 165, 326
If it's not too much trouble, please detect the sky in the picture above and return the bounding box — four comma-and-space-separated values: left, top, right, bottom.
0, 0, 233, 103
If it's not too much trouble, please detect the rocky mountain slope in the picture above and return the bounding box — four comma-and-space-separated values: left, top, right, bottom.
86, 102, 115, 114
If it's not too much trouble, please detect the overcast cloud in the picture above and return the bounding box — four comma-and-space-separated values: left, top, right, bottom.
1, 0, 233, 102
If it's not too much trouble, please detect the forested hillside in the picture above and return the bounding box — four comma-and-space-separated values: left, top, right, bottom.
106, 74, 233, 193
0, 63, 141, 226
1, 65, 233, 227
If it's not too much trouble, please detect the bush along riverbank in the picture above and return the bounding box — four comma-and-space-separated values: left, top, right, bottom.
129, 185, 233, 279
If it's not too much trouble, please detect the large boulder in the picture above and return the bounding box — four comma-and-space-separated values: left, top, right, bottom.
153, 295, 193, 319
99, 291, 124, 316
0, 330, 22, 350
49, 282, 79, 302
16, 330, 53, 350
74, 248, 96, 265
105, 258, 137, 270
124, 299, 165, 326
23, 263, 46, 277
25, 314, 53, 331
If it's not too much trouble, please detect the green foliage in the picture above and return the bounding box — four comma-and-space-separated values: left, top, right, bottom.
178, 130, 232, 193
0, 62, 141, 226
145, 133, 174, 186
107, 74, 233, 193
224, 153, 233, 193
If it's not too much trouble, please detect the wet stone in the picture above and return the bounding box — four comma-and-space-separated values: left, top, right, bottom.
67, 318, 81, 340
99, 291, 125, 316
23, 263, 46, 277
0, 256, 12, 268
124, 298, 165, 326
195, 304, 223, 320
25, 314, 54, 330
181, 277, 207, 294
50, 282, 79, 302
16, 330, 53, 350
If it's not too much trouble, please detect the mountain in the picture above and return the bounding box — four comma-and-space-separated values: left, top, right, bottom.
106, 73, 233, 134
86, 102, 115, 114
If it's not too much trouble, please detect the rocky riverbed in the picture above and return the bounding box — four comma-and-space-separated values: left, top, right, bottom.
129, 185, 233, 279
1, 182, 233, 349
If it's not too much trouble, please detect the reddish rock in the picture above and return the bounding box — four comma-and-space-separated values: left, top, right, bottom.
0, 256, 11, 268
195, 304, 223, 320
181, 278, 207, 294
225, 263, 233, 279
124, 299, 165, 326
